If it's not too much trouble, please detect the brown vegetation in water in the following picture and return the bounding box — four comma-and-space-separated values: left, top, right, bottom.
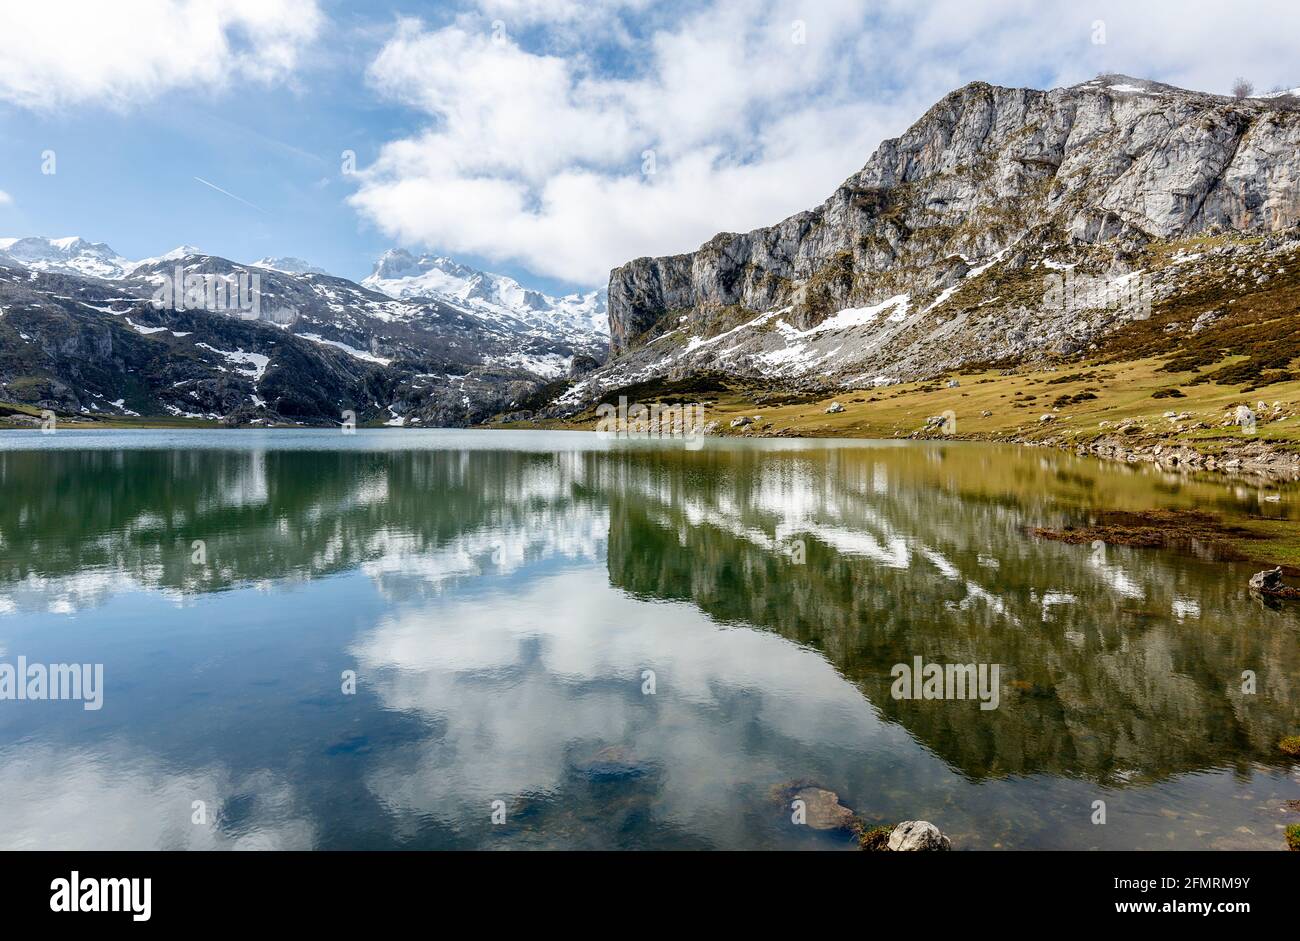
858, 825, 894, 852
1031, 509, 1267, 560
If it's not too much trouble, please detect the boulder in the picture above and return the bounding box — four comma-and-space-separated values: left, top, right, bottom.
1249, 567, 1285, 592
825, 401, 846, 414
887, 820, 951, 851
568, 354, 600, 379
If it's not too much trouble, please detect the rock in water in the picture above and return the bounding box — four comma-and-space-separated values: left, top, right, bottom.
1249, 567, 1285, 592
792, 787, 856, 830
887, 820, 952, 851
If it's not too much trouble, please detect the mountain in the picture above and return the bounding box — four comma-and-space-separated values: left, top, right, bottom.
0, 244, 607, 428
0, 236, 137, 280
550, 74, 1300, 414
252, 256, 329, 276
363, 249, 608, 342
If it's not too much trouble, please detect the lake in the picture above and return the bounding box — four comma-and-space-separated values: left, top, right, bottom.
0, 429, 1297, 850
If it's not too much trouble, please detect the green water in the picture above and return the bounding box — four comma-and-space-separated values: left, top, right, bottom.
0, 429, 1297, 849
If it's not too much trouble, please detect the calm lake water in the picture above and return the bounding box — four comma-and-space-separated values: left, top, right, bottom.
1, 429, 1297, 850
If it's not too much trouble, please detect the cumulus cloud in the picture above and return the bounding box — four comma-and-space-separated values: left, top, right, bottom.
351, 0, 901, 285
0, 0, 324, 110
346, 0, 1299, 287
0, 190, 12, 207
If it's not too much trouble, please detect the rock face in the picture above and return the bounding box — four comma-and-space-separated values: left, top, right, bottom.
578, 75, 1300, 408
887, 820, 952, 851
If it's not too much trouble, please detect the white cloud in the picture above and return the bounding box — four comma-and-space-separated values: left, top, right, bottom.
352, 1, 900, 285
0, 190, 12, 207
0, 0, 324, 110
351, 0, 1300, 287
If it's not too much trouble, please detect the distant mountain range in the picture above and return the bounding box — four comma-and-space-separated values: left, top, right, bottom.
0, 236, 138, 280
0, 237, 609, 427
363, 249, 607, 339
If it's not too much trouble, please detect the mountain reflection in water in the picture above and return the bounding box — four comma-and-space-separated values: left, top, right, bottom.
0, 430, 1296, 850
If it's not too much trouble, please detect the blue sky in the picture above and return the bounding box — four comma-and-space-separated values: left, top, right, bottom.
0, 1, 1296, 293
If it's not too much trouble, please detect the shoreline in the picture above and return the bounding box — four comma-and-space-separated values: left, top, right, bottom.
7, 406, 1300, 481
5, 410, 1299, 569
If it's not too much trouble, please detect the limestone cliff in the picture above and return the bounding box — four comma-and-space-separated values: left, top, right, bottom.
584, 75, 1300, 405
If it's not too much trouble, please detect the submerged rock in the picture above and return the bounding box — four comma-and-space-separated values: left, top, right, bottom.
887, 820, 952, 851
791, 787, 856, 830
569, 744, 648, 780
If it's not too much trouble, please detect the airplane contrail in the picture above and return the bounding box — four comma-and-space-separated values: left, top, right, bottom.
193, 176, 266, 213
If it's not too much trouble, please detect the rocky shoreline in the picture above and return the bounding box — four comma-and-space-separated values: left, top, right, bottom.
1064, 435, 1300, 481
852, 427, 1299, 486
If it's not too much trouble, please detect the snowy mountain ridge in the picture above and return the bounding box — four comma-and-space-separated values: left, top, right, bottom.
363, 248, 608, 339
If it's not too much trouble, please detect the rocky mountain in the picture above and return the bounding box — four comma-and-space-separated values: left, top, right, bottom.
554, 74, 1300, 414
0, 236, 137, 280
0, 244, 607, 427
364, 249, 608, 342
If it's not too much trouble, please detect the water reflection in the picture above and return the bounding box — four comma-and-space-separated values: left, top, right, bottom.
0, 430, 1297, 849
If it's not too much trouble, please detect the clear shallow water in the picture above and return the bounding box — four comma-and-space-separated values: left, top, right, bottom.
0, 428, 1298, 850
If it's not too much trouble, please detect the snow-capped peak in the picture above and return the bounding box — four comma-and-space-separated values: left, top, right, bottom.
0, 235, 136, 279
252, 256, 328, 276
363, 248, 608, 337
156, 244, 203, 262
